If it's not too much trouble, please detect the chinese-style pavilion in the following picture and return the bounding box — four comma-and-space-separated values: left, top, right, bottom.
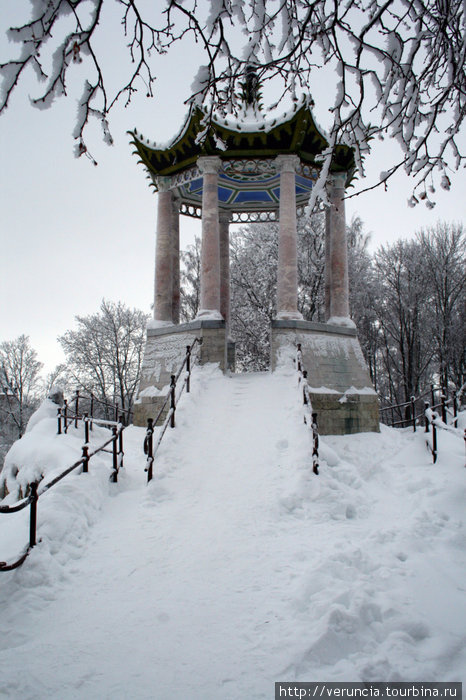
130, 93, 379, 434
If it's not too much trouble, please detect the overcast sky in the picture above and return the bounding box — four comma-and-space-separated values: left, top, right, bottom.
1, 2, 464, 375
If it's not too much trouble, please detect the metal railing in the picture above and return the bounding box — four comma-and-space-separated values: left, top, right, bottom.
0, 417, 124, 572
60, 390, 133, 431
379, 384, 460, 432
424, 401, 465, 464
296, 344, 319, 475
144, 338, 202, 483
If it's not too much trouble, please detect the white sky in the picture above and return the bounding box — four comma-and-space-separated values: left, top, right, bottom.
1, 2, 465, 374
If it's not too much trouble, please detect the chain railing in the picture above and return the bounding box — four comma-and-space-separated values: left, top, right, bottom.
144, 338, 202, 483
296, 344, 319, 475
0, 418, 124, 571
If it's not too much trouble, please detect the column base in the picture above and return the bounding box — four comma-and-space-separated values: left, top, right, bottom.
196, 309, 224, 321
327, 316, 356, 329
276, 310, 304, 321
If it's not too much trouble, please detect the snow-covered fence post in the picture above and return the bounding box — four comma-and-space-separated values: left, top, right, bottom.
312, 412, 319, 475
452, 391, 458, 427
82, 445, 89, 473
74, 390, 80, 429
424, 404, 438, 463
110, 426, 118, 482
29, 481, 38, 549
90, 393, 94, 431
302, 370, 308, 407
432, 420, 438, 464
296, 350, 320, 476
118, 418, 124, 469
84, 413, 90, 445
186, 345, 192, 393
424, 402, 430, 433
64, 399, 69, 434
144, 419, 154, 483
441, 393, 447, 424
57, 408, 62, 435
411, 396, 416, 432
170, 374, 176, 429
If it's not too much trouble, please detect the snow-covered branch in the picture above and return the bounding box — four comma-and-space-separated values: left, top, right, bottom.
1, 0, 464, 199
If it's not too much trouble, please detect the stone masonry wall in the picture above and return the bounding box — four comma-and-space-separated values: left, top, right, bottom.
133, 320, 226, 426
271, 320, 379, 435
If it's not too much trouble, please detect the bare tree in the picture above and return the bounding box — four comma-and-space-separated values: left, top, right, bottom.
180, 236, 202, 323
373, 240, 436, 404
0, 335, 43, 439
1, 2, 464, 199
58, 299, 147, 418
416, 222, 465, 392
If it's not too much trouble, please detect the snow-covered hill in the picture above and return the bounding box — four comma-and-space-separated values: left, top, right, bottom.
0, 365, 464, 699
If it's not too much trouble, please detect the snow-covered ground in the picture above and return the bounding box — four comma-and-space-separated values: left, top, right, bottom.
0, 364, 465, 699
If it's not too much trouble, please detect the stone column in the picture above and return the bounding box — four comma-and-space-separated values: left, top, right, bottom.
219, 209, 230, 326
197, 156, 223, 319
324, 205, 331, 321
327, 172, 353, 326
154, 178, 174, 324
172, 197, 181, 324
275, 154, 303, 320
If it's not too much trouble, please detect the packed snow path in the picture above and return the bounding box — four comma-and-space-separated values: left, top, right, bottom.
0, 367, 465, 699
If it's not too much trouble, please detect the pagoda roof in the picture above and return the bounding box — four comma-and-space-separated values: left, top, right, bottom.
130, 99, 355, 182
129, 98, 355, 220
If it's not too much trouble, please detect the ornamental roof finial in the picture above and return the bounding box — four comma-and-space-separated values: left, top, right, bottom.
241, 64, 263, 114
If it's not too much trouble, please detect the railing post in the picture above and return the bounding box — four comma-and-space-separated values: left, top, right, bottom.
57, 407, 62, 435
82, 445, 89, 473
302, 370, 308, 405
441, 393, 447, 424
186, 345, 191, 393
84, 412, 90, 445
111, 426, 118, 482
411, 396, 416, 432
432, 420, 437, 464
29, 482, 38, 549
297, 343, 302, 373
64, 399, 68, 434
452, 390, 458, 427
118, 418, 124, 469
431, 384, 435, 409
90, 393, 94, 431
312, 412, 319, 475
424, 402, 430, 433
75, 389, 80, 429
170, 374, 176, 428
145, 418, 154, 482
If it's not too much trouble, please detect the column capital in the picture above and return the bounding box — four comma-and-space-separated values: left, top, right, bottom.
155, 175, 174, 192
327, 171, 347, 189
197, 156, 223, 174
274, 154, 300, 173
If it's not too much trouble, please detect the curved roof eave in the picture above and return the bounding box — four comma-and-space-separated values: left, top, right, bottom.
129, 101, 355, 186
